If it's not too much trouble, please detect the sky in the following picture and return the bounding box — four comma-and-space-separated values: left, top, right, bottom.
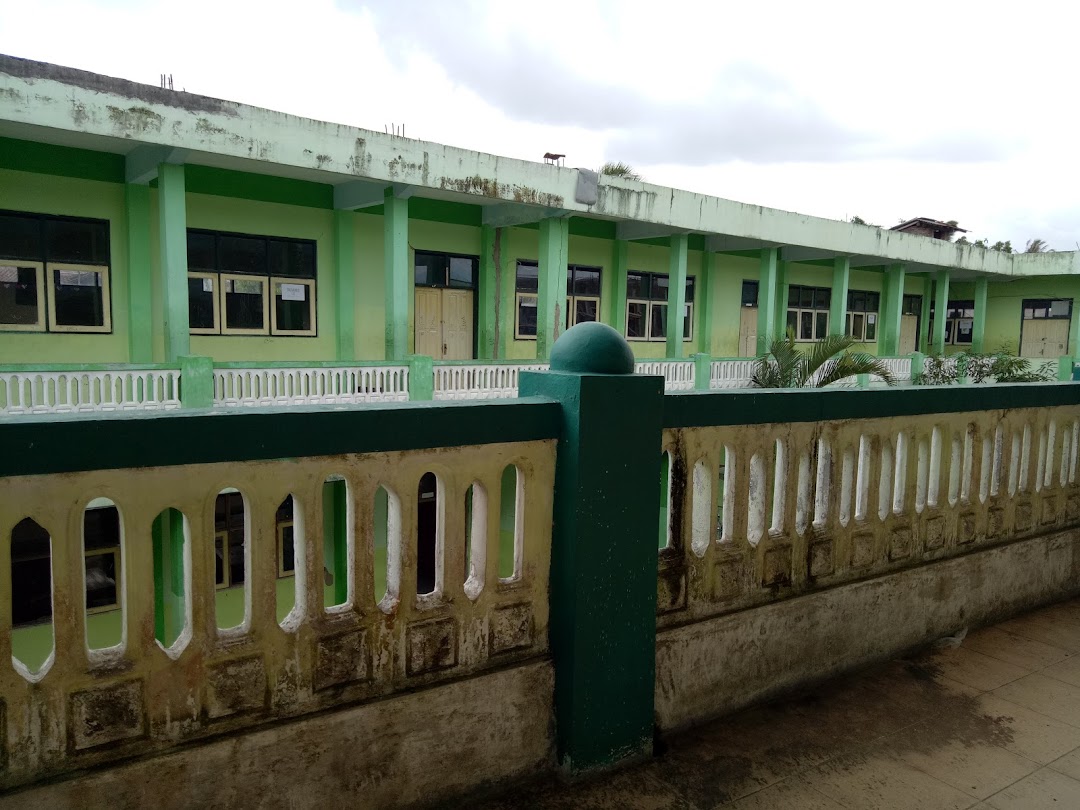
2, 0, 1078, 250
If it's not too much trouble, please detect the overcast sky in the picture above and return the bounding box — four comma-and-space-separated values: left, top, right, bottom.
2, 0, 1078, 249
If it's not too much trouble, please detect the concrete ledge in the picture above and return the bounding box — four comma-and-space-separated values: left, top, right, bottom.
656, 529, 1080, 732
9, 659, 554, 810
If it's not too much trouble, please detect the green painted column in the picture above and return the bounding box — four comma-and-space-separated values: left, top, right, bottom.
756, 248, 779, 355
1070, 282, 1080, 357
519, 323, 662, 773
773, 259, 789, 340
693, 352, 712, 390
158, 163, 189, 361
699, 251, 716, 354
536, 216, 569, 359
478, 225, 500, 359
611, 239, 629, 335
407, 354, 434, 400
384, 189, 410, 361
920, 275, 934, 353
334, 209, 356, 361
125, 184, 153, 362
179, 355, 214, 408
666, 234, 689, 358
880, 263, 905, 356
829, 257, 850, 337
971, 276, 989, 353
931, 270, 950, 355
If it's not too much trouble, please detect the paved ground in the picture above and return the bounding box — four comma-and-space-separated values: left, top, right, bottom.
473, 597, 1080, 809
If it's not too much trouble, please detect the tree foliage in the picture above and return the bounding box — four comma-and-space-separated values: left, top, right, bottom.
751, 333, 896, 389
599, 161, 642, 181
919, 350, 1054, 385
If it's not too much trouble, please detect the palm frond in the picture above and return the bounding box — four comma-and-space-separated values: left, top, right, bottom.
813, 352, 896, 388
801, 334, 858, 384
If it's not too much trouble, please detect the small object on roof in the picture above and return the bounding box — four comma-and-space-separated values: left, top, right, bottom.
891, 218, 968, 241
543, 152, 566, 166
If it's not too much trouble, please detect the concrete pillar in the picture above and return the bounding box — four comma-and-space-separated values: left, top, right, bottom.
693, 352, 712, 390
158, 163, 189, 361
773, 259, 789, 341
757, 248, 779, 355
478, 225, 500, 359
125, 184, 153, 362
880, 263, 905, 356
920, 275, 934, 353
536, 216, 569, 359
519, 324, 662, 774
972, 276, 989, 354
179, 355, 213, 408
407, 354, 434, 400
666, 234, 689, 358
384, 189, 410, 361
829, 257, 850, 338
699, 251, 716, 354
932, 270, 950, 355
610, 239, 629, 336
334, 210, 356, 361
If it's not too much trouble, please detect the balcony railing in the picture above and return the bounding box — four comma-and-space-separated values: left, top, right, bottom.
0, 366, 181, 415
213, 362, 410, 406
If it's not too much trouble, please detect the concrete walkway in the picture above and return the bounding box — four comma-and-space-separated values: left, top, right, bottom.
472, 597, 1080, 809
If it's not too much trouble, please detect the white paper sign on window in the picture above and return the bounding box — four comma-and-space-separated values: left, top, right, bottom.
202, 278, 214, 293
958, 319, 973, 335
1051, 300, 1070, 317
59, 270, 99, 287
280, 283, 306, 301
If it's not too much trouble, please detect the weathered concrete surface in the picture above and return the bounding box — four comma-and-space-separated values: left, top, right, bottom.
6, 659, 554, 810
656, 528, 1080, 732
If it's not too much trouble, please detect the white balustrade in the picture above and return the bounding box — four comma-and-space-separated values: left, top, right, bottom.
214, 366, 409, 406
709, 359, 756, 389
635, 361, 696, 391
0, 369, 181, 415
433, 364, 548, 401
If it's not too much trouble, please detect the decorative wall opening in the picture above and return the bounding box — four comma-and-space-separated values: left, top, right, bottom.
83, 499, 123, 651
214, 489, 248, 631
323, 476, 351, 611
11, 517, 54, 677
464, 482, 487, 599
500, 464, 524, 581
152, 507, 191, 653
417, 472, 443, 597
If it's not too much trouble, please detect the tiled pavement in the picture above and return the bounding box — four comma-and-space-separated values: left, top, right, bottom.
471, 597, 1080, 809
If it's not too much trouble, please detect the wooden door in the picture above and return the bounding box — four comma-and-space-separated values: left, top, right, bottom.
441, 289, 474, 360
414, 287, 442, 357
739, 307, 758, 357
1021, 319, 1070, 358
899, 315, 919, 355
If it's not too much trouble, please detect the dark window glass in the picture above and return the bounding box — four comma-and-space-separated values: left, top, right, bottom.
867, 292, 880, 311
799, 287, 814, 308
683, 303, 692, 339
268, 240, 315, 278
902, 294, 921, 316
516, 261, 538, 293
815, 311, 828, 338
850, 312, 864, 337
866, 313, 878, 341
84, 552, 117, 611
219, 235, 266, 275
225, 277, 265, 330
448, 257, 476, 288
627, 301, 647, 337
188, 276, 216, 329
627, 272, 647, 299
650, 302, 668, 339
275, 281, 311, 332
800, 311, 813, 340
742, 280, 759, 307
276, 497, 294, 575
53, 268, 104, 327
85, 506, 120, 552
576, 298, 598, 324
652, 274, 669, 302
685, 277, 695, 303
571, 266, 601, 296
44, 218, 108, 264
414, 251, 447, 287
517, 294, 537, 336
0, 213, 42, 260
788, 287, 800, 307
187, 232, 216, 271
786, 310, 798, 336
214, 493, 246, 587
0, 264, 39, 325
849, 290, 865, 310
11, 518, 51, 626
814, 288, 830, 310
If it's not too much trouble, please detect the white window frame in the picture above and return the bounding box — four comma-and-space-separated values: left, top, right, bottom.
787, 307, 829, 342
219, 273, 270, 336
683, 301, 694, 342
84, 546, 122, 614
566, 294, 601, 329
46, 262, 111, 333
625, 297, 652, 341
845, 311, 878, 343
271, 276, 317, 337
515, 291, 538, 340
277, 520, 295, 579
0, 259, 46, 332
188, 271, 221, 335
625, 273, 694, 342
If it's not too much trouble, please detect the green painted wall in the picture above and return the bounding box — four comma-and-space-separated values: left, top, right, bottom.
948, 276, 1080, 356
0, 168, 130, 364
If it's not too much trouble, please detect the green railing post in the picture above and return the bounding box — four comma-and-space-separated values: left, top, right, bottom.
520, 322, 663, 775
693, 352, 712, 391
179, 355, 214, 408
1058, 356, 1074, 382
856, 373, 870, 389
408, 354, 434, 401
911, 351, 925, 385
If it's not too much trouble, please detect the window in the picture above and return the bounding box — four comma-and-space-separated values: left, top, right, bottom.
846, 290, 880, 343
214, 492, 246, 589
902, 294, 922, 317
928, 299, 975, 345
786, 285, 830, 341
741, 280, 759, 307
84, 504, 121, 613
414, 251, 478, 289
514, 261, 603, 339
1023, 298, 1071, 321
0, 210, 111, 333
187, 230, 316, 337
625, 272, 694, 341
276, 496, 295, 578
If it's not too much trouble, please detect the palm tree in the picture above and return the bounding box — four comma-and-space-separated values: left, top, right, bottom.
599, 161, 642, 181
1024, 238, 1051, 253
751, 334, 897, 388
